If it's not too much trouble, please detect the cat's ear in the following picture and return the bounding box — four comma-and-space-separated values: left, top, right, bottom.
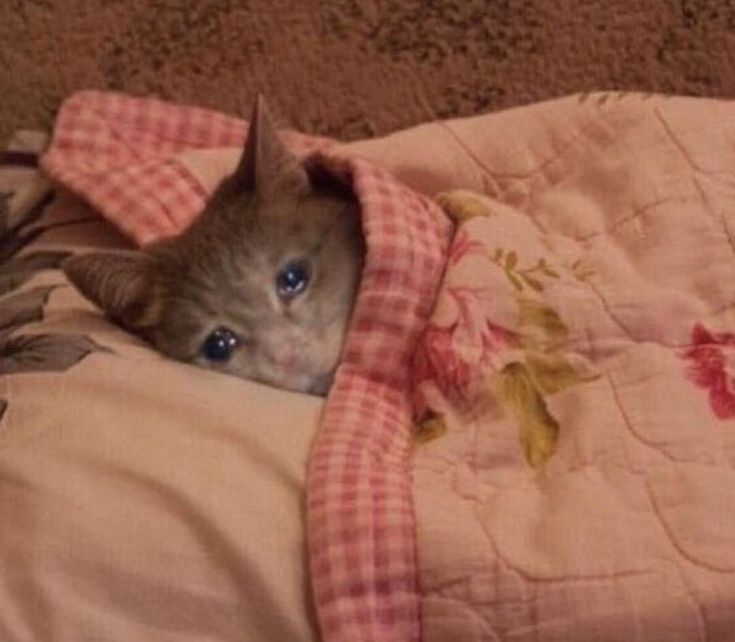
62, 252, 161, 330
234, 95, 309, 196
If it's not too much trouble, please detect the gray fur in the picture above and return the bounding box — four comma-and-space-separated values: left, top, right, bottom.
63, 97, 364, 395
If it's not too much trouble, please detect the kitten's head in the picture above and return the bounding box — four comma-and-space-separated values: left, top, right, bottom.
63, 97, 364, 395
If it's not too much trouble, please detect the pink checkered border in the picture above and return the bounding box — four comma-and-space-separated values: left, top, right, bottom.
307, 154, 451, 641
41, 90, 330, 245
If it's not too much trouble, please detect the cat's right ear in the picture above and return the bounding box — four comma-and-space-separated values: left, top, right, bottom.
233, 94, 309, 196
62, 252, 161, 330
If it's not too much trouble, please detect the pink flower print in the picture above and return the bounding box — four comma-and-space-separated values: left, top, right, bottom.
412, 316, 517, 406
448, 228, 488, 266
413, 322, 473, 400
481, 319, 519, 363
684, 323, 735, 419
411, 277, 517, 409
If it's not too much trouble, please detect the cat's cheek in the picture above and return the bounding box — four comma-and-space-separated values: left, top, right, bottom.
320, 320, 349, 367
222, 351, 259, 382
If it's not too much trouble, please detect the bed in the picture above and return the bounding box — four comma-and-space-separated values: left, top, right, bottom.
2, 90, 735, 641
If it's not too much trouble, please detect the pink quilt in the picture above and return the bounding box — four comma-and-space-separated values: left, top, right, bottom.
42, 91, 735, 641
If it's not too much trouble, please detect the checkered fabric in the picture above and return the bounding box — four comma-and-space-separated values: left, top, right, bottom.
307, 154, 452, 641
41, 90, 328, 245
40, 91, 453, 641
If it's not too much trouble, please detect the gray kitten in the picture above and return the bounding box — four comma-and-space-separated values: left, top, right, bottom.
63, 97, 365, 395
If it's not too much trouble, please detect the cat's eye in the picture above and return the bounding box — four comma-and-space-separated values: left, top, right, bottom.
276, 261, 310, 299
202, 326, 239, 362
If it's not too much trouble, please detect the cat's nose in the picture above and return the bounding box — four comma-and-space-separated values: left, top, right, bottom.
273, 351, 299, 372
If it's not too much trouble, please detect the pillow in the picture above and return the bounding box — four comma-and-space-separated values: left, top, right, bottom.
0, 133, 321, 641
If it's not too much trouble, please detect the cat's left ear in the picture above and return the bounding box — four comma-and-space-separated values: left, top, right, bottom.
234, 94, 309, 196
62, 252, 161, 331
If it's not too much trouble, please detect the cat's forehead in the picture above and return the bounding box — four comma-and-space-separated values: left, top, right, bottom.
206, 190, 349, 253
148, 163, 360, 299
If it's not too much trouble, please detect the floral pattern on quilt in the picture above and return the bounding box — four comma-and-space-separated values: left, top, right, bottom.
413, 190, 598, 466
0, 150, 107, 424
684, 322, 735, 420
415, 188, 735, 473
407, 96, 735, 642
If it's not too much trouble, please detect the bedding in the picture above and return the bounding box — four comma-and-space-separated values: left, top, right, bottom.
3, 90, 735, 641
0, 133, 322, 641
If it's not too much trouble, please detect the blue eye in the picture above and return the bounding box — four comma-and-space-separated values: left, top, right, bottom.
276, 261, 310, 298
202, 327, 239, 362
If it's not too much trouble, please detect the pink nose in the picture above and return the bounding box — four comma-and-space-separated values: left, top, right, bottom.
274, 352, 299, 372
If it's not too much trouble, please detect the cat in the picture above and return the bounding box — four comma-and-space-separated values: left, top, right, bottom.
62, 96, 365, 396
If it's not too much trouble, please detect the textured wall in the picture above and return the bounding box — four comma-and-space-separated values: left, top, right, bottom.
1, 0, 735, 143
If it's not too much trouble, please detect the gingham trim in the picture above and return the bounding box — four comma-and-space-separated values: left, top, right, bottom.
308, 155, 452, 641
41, 90, 330, 245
